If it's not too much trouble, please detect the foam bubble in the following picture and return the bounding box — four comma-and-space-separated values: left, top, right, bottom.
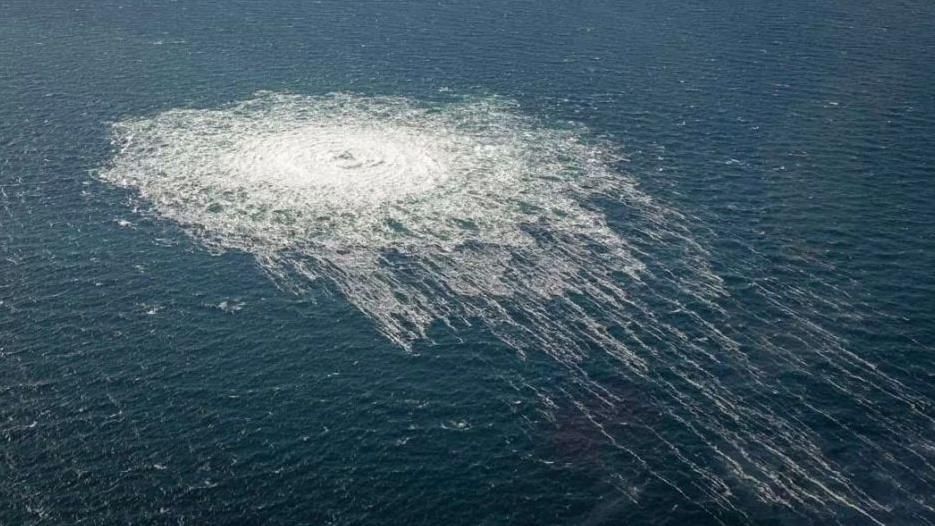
100, 92, 658, 346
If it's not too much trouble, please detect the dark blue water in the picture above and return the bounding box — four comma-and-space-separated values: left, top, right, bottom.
2, 1, 934, 524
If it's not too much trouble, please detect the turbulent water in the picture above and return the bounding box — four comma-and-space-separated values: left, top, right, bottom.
96, 93, 934, 524
99, 93, 671, 352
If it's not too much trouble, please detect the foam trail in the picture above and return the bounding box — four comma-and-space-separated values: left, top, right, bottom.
98, 92, 934, 524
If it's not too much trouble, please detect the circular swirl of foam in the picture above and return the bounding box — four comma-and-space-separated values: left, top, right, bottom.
100, 92, 619, 255
222, 125, 450, 205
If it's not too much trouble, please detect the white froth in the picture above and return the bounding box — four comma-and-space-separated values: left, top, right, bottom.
222, 125, 450, 204
103, 92, 600, 256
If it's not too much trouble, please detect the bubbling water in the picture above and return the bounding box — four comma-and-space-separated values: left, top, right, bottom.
101, 92, 660, 347
98, 92, 934, 524
222, 125, 450, 204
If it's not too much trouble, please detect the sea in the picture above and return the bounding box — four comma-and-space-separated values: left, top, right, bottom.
2, 1, 934, 525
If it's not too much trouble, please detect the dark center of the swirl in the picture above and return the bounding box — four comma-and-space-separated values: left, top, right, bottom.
330, 148, 386, 171
333, 149, 367, 170
335, 150, 356, 162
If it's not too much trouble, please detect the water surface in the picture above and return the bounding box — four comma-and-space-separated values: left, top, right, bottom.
2, 1, 934, 524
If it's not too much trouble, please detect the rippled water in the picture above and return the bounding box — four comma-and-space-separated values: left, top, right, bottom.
2, 1, 935, 525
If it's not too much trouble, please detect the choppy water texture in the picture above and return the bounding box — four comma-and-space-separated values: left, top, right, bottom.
3, 1, 935, 525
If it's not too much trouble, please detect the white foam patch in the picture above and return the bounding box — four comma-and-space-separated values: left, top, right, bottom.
100, 92, 660, 349
98, 92, 934, 523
